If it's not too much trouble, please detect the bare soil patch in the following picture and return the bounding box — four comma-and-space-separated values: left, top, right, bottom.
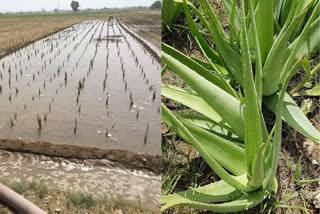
0, 17, 84, 57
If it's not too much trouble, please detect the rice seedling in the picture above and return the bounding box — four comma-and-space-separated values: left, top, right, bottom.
105, 97, 109, 108
161, 0, 320, 212
9, 117, 14, 128
43, 113, 48, 125
74, 118, 77, 135
144, 124, 149, 144
36, 113, 42, 130
64, 72, 67, 85
129, 96, 134, 109
152, 90, 156, 102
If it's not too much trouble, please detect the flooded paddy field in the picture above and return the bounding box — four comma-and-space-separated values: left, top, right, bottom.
0, 17, 161, 156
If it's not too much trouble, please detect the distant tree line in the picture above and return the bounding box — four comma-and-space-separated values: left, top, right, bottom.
0, 0, 160, 14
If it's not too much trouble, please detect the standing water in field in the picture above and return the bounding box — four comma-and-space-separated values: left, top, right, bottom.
0, 18, 161, 155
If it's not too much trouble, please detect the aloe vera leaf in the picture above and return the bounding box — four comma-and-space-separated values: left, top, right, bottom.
162, 188, 269, 213
256, 0, 274, 64
262, 5, 308, 96
280, 2, 320, 87
199, 0, 244, 85
177, 114, 242, 142
161, 180, 242, 211
286, 17, 320, 67
162, 107, 246, 175
162, 84, 229, 128
181, 0, 222, 65
179, 117, 246, 175
162, 104, 253, 191
264, 58, 305, 189
250, 144, 266, 188
240, 0, 264, 177
248, 0, 263, 103
162, 0, 183, 27
162, 43, 236, 97
264, 92, 320, 143
162, 45, 245, 139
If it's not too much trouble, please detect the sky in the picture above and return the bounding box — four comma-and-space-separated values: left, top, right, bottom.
0, 0, 157, 13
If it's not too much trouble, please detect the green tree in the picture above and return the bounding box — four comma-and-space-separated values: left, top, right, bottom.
70, 1, 80, 12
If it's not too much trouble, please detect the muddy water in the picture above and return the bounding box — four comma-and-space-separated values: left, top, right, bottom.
0, 150, 160, 206
0, 18, 161, 155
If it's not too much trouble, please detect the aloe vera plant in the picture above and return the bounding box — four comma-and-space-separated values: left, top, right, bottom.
161, 0, 320, 212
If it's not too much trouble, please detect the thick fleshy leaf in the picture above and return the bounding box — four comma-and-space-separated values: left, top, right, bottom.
177, 114, 242, 142
240, 0, 264, 177
163, 189, 269, 213
264, 55, 305, 188
162, 106, 246, 175
199, 0, 244, 85
250, 144, 265, 188
162, 44, 245, 139
290, 0, 316, 40
264, 93, 320, 143
287, 17, 320, 64
162, 104, 252, 191
162, 43, 236, 96
161, 180, 242, 211
262, 5, 308, 96
280, 2, 320, 86
179, 117, 246, 175
256, 0, 274, 64
248, 0, 263, 102
182, 0, 222, 65
162, 84, 228, 128
278, 0, 293, 26
162, 0, 183, 27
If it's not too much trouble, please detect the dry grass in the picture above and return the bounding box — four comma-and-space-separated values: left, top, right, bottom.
0, 179, 159, 214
